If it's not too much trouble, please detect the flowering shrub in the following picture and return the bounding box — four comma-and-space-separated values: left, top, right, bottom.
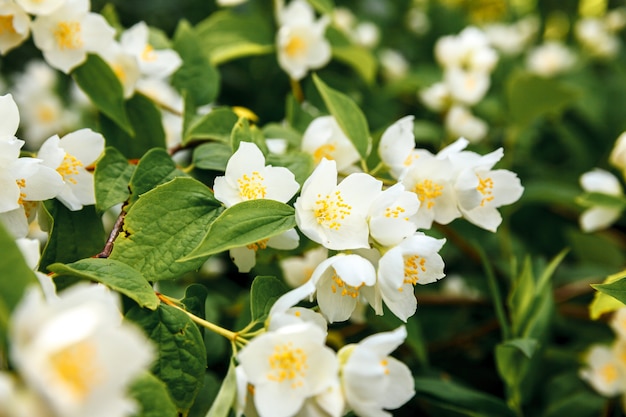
3, 0, 626, 416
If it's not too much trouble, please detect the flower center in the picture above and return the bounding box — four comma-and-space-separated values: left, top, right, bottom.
380, 359, 390, 375
600, 363, 620, 384
49, 341, 103, 400
477, 175, 494, 206
314, 191, 352, 231
330, 273, 362, 298
54, 21, 83, 50
15, 179, 26, 206
36, 104, 57, 123
237, 171, 267, 200
384, 205, 407, 219
313, 143, 336, 163
401, 254, 426, 288
284, 34, 306, 58
267, 342, 308, 388
413, 179, 443, 209
141, 44, 157, 62
246, 239, 269, 252
0, 15, 15, 35
57, 152, 84, 184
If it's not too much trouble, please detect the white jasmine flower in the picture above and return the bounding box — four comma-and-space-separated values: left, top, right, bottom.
0, 372, 53, 417
99, 42, 141, 99
229, 228, 300, 273
377, 115, 417, 179
444, 68, 491, 106
280, 246, 328, 288
580, 344, 626, 397
483, 17, 538, 56
213, 141, 300, 208
0, 1, 30, 54
610, 131, 626, 175
301, 115, 360, 171
418, 82, 451, 112
610, 308, 626, 340
120, 21, 182, 79
377, 234, 446, 321
353, 22, 379, 48
435, 26, 498, 73
136, 77, 184, 113
15, 0, 65, 15
575, 17, 620, 58
237, 322, 339, 417
406, 7, 430, 35
9, 284, 154, 417
339, 326, 415, 417
368, 183, 420, 247
444, 105, 488, 143
579, 168, 624, 232
309, 253, 377, 323
379, 48, 409, 80
276, 0, 331, 80
37, 128, 105, 211
216, 0, 248, 6
0, 92, 20, 140
525, 41, 576, 78
31, 0, 116, 73
294, 158, 382, 250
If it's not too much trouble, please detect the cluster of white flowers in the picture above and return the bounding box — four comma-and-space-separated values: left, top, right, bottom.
575, 7, 626, 59
525, 41, 577, 78
580, 308, 626, 401
419, 26, 498, 143
235, 288, 414, 417
0, 284, 154, 417
0, 93, 104, 238
483, 16, 539, 57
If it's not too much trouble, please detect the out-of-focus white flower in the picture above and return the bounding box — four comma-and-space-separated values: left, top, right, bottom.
444, 105, 488, 143
237, 322, 339, 417
276, 0, 331, 80
31, 0, 116, 73
418, 82, 451, 112
406, 7, 430, 35
0, 1, 30, 54
119, 22, 182, 80
435, 26, 498, 73
9, 284, 154, 417
15, 0, 65, 15
580, 344, 626, 397
214, 141, 300, 208
483, 16, 539, 56
610, 308, 626, 340
301, 115, 360, 171
339, 326, 415, 417
606, 7, 626, 32
376, 234, 446, 321
353, 22, 380, 48
575, 17, 621, 58
309, 253, 377, 323
377, 115, 417, 180
0, 92, 20, 140
280, 246, 328, 288
99, 42, 141, 99
215, 0, 248, 7
368, 183, 420, 247
525, 41, 576, 78
444, 68, 491, 106
229, 228, 300, 273
579, 168, 624, 232
135, 77, 183, 114
0, 372, 53, 417
610, 131, 626, 175
37, 128, 105, 211
332, 7, 355, 34
379, 48, 409, 80
295, 158, 381, 250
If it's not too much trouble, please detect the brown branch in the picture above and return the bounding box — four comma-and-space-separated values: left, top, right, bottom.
94, 208, 127, 258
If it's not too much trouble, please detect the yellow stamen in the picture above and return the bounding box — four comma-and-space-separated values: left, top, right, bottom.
54, 21, 83, 50
267, 342, 308, 388
36, 104, 56, 123
237, 171, 267, 200
380, 359, 390, 375
477, 175, 495, 206
141, 44, 157, 62
313, 143, 336, 163
384, 205, 407, 219
314, 190, 352, 231
329, 274, 362, 298
402, 254, 426, 289
600, 363, 619, 384
414, 179, 443, 209
49, 341, 104, 400
15, 179, 26, 206
284, 35, 306, 57
246, 239, 269, 252
57, 153, 84, 184
0, 15, 15, 35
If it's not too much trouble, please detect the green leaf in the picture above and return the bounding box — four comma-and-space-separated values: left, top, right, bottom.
129, 372, 178, 417
94, 147, 136, 212
182, 284, 209, 334
285, 94, 315, 133
110, 177, 223, 281
0, 222, 38, 353
100, 93, 166, 160
172, 20, 220, 106
592, 275, 626, 307
306, 0, 334, 14
230, 117, 267, 155
331, 45, 377, 84
506, 72, 578, 126
590, 269, 626, 319
72, 54, 133, 135
266, 152, 314, 186
39, 200, 106, 271
183, 200, 296, 260
192, 142, 233, 172
183, 107, 239, 145
47, 258, 159, 310
262, 123, 303, 148
205, 359, 237, 417
195, 10, 274, 66
495, 340, 536, 410
126, 304, 207, 415
576, 191, 626, 210
414, 376, 516, 417
250, 276, 289, 322
128, 149, 185, 207
312, 74, 371, 160
500, 338, 540, 359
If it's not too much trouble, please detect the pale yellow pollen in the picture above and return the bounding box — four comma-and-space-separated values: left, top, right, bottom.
23, 200, 38, 219
111, 63, 127, 84
57, 153, 84, 184
329, 273, 363, 298
385, 205, 408, 220
54, 21, 83, 50
403, 153, 417, 167
284, 35, 306, 57
400, 254, 426, 290
600, 363, 620, 384
313, 143, 336, 163
464, 74, 477, 91
36, 104, 56, 124
380, 359, 390, 375
49, 341, 103, 400
267, 342, 308, 388
314, 190, 352, 231
294, 310, 301, 317
237, 171, 267, 200
141, 44, 157, 62
477, 175, 495, 207
414, 179, 443, 209
246, 239, 269, 252
0, 15, 15, 35
15, 179, 26, 206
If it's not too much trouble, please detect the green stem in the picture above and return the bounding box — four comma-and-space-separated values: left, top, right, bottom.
476, 245, 511, 340
290, 78, 304, 103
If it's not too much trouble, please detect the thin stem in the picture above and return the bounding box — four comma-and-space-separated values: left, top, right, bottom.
157, 293, 240, 343
368, 161, 385, 177
94, 208, 127, 258
290, 78, 304, 103
476, 244, 511, 340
